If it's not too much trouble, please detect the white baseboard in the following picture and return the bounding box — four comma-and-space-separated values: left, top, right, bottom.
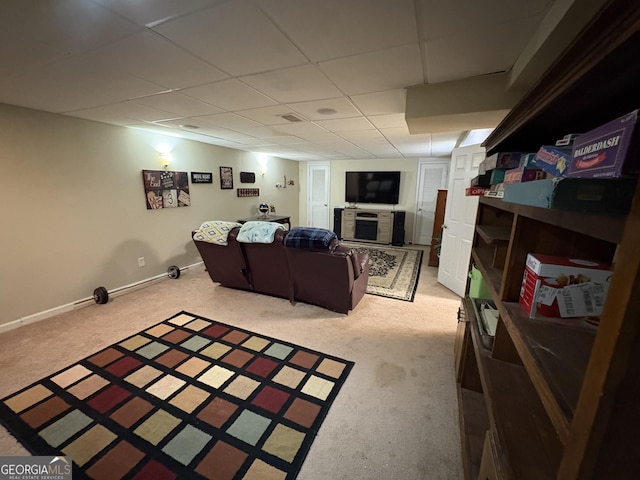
0, 262, 204, 334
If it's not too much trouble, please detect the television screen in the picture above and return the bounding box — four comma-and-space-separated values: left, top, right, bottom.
345, 171, 401, 205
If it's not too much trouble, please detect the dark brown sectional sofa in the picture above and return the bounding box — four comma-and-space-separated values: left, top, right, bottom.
192, 226, 369, 314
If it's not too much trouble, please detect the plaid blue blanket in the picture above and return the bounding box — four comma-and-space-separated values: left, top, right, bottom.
284, 227, 337, 250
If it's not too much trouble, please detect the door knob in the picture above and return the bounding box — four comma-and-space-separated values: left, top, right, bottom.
443, 224, 448, 229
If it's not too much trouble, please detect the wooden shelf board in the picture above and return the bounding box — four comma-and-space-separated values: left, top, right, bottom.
472, 248, 503, 298
465, 297, 562, 479
479, 197, 626, 245
499, 302, 597, 442
476, 224, 511, 244
457, 387, 488, 480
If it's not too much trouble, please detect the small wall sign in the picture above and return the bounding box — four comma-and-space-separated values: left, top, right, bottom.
191, 172, 213, 184
237, 188, 260, 197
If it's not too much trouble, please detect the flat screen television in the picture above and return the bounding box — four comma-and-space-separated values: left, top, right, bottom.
345, 171, 401, 205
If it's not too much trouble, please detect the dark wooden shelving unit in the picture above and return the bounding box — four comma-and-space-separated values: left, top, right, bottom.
454, 1, 640, 478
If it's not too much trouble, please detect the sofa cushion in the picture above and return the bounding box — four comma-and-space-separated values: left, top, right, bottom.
193, 220, 242, 246
285, 227, 337, 250
237, 221, 286, 243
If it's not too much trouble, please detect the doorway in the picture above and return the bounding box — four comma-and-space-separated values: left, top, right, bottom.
307, 162, 330, 229
413, 160, 449, 245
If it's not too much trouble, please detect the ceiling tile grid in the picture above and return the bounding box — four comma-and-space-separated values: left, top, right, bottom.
0, 0, 558, 161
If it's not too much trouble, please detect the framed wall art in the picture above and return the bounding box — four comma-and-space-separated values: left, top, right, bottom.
142, 170, 190, 210
220, 166, 233, 189
240, 171, 256, 183
191, 172, 213, 184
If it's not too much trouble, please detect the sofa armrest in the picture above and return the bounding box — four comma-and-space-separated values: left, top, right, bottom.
333, 245, 368, 279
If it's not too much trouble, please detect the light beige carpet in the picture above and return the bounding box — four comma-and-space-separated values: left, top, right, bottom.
0, 255, 463, 480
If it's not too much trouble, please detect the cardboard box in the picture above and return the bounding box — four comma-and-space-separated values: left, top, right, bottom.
481, 152, 523, 172
466, 187, 487, 196
503, 166, 546, 184
484, 183, 504, 198
503, 177, 636, 213
519, 253, 612, 319
489, 169, 506, 184
471, 172, 491, 187
569, 109, 639, 178
519, 153, 538, 168
535, 145, 572, 177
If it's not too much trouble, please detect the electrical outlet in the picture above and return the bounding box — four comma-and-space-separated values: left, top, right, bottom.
137, 257, 145, 267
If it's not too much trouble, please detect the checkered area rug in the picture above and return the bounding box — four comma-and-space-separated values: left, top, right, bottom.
0, 312, 354, 480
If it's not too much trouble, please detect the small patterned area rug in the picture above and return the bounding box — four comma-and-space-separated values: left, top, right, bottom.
0, 312, 354, 480
342, 242, 424, 302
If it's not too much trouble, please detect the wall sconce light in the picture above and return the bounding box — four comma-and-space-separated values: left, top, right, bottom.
157, 144, 173, 169
257, 154, 269, 176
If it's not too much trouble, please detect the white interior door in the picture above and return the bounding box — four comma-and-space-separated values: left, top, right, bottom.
307, 162, 330, 228
438, 145, 485, 297
414, 160, 449, 245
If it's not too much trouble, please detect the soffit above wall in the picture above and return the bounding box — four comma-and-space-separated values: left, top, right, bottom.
404, 73, 523, 134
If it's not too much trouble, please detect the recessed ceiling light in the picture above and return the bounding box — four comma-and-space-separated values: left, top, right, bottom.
317, 108, 337, 115
179, 124, 199, 130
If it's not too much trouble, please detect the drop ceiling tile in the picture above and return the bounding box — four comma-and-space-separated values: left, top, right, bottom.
153, 0, 307, 76
241, 64, 343, 103
92, 0, 225, 27
0, 31, 67, 79
133, 92, 224, 117
264, 135, 306, 145
196, 113, 263, 130
379, 126, 411, 137
279, 131, 342, 143
286, 97, 362, 121
240, 126, 291, 139
314, 117, 373, 132
236, 106, 302, 125
432, 131, 462, 156
0, 55, 165, 113
337, 130, 386, 142
417, 0, 551, 40
261, 0, 418, 61
433, 131, 465, 143
395, 143, 432, 156
94, 31, 228, 89
424, 16, 541, 83
319, 44, 424, 95
182, 79, 277, 111
0, 0, 141, 55
67, 102, 178, 125
362, 145, 403, 157
269, 122, 330, 139
195, 127, 259, 143
367, 113, 407, 129
391, 133, 433, 145
349, 89, 407, 116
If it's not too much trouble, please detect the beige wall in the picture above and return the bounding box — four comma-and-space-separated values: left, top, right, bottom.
298, 159, 421, 240
0, 104, 299, 326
